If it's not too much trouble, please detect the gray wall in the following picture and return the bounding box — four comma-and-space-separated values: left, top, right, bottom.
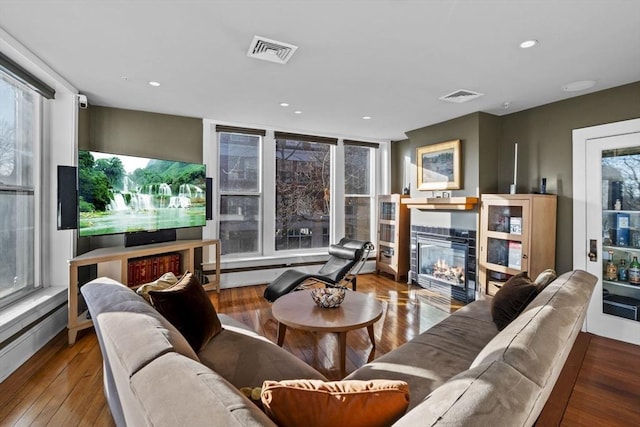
77, 106, 204, 253
79, 106, 202, 163
392, 81, 640, 274
395, 112, 500, 231
498, 81, 640, 273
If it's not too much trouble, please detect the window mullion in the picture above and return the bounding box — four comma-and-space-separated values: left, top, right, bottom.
333, 142, 344, 242
263, 131, 276, 256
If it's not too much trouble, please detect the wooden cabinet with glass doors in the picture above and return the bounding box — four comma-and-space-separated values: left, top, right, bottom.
376, 194, 410, 282
479, 194, 557, 297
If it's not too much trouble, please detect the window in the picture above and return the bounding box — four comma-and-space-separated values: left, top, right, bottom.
218, 131, 262, 255
344, 144, 374, 242
275, 136, 332, 250
0, 70, 40, 307
210, 125, 383, 262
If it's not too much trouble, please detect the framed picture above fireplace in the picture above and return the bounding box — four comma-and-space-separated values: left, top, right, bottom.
417, 139, 461, 191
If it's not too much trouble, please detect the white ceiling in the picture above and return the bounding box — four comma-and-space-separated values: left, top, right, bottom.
0, 0, 638, 141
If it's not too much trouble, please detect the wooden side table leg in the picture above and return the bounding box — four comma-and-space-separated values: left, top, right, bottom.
276, 322, 287, 346
367, 325, 376, 349
367, 325, 376, 362
68, 328, 78, 346
338, 331, 347, 378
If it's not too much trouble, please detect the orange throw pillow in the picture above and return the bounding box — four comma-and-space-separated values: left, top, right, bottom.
261, 379, 410, 427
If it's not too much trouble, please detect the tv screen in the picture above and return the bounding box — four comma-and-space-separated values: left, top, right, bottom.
78, 150, 207, 237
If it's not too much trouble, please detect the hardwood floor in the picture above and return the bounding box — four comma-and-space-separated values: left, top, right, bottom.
1, 273, 638, 426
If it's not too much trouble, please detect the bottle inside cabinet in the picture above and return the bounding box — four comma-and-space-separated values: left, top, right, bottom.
629, 256, 640, 285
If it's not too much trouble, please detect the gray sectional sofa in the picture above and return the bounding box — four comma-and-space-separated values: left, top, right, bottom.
81, 270, 596, 426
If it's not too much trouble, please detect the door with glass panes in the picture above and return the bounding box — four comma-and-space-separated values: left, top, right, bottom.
580, 127, 640, 345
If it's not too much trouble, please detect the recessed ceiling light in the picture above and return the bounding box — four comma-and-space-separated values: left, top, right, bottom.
362, 116, 372, 120
279, 102, 289, 107
561, 80, 596, 92
148, 81, 161, 87
294, 110, 302, 114
519, 40, 538, 49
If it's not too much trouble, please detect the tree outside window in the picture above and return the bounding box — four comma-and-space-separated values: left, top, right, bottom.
275, 139, 330, 250
0, 73, 37, 306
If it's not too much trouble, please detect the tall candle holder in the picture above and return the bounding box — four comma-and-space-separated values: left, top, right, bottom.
509, 142, 518, 194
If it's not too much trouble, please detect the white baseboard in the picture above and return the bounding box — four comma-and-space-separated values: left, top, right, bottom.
0, 304, 67, 382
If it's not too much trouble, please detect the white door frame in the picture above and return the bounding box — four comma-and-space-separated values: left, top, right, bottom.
573, 117, 640, 344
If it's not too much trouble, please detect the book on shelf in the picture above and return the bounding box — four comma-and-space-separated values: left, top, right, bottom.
127, 253, 180, 286
509, 217, 522, 235
616, 213, 630, 246
508, 242, 522, 270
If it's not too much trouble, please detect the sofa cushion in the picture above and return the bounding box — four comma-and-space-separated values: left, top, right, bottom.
345, 299, 498, 410
393, 360, 541, 427
261, 379, 409, 427
149, 271, 222, 352
471, 270, 597, 389
491, 272, 538, 330
82, 277, 199, 368
198, 321, 327, 388
131, 352, 276, 427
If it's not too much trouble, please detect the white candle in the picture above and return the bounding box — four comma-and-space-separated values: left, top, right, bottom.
405, 155, 410, 187
513, 142, 518, 186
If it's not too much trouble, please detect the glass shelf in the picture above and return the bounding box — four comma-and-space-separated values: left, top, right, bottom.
603, 279, 640, 291
603, 245, 640, 253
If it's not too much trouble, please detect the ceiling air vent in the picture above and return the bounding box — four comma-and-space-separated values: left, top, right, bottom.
439, 89, 484, 103
247, 36, 298, 64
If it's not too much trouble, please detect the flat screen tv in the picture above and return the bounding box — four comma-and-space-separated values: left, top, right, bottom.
78, 150, 207, 237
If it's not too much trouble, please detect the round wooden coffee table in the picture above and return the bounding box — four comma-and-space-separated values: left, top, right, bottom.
272, 289, 383, 378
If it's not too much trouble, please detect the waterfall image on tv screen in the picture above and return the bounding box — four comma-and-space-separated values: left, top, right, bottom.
78, 150, 206, 237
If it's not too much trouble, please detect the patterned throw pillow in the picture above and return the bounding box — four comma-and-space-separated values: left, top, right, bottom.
261, 379, 410, 427
136, 272, 179, 303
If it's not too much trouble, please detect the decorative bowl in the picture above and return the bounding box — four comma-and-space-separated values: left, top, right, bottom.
311, 287, 346, 308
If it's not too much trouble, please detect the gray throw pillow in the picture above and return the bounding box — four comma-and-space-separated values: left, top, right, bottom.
534, 269, 557, 294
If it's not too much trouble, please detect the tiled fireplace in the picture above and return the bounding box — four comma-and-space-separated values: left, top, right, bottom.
410, 225, 476, 303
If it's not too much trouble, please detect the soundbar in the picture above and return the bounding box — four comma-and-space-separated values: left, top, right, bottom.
124, 229, 177, 247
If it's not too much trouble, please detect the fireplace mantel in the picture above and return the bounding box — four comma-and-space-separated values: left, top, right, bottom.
401, 197, 479, 211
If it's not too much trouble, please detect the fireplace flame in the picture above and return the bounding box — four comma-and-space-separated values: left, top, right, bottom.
432, 259, 464, 284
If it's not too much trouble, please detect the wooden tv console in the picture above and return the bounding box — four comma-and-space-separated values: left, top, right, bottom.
67, 239, 220, 345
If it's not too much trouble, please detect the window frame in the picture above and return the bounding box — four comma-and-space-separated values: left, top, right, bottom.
274, 135, 335, 253
343, 143, 376, 243
203, 121, 387, 266
0, 70, 42, 309
216, 130, 263, 258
